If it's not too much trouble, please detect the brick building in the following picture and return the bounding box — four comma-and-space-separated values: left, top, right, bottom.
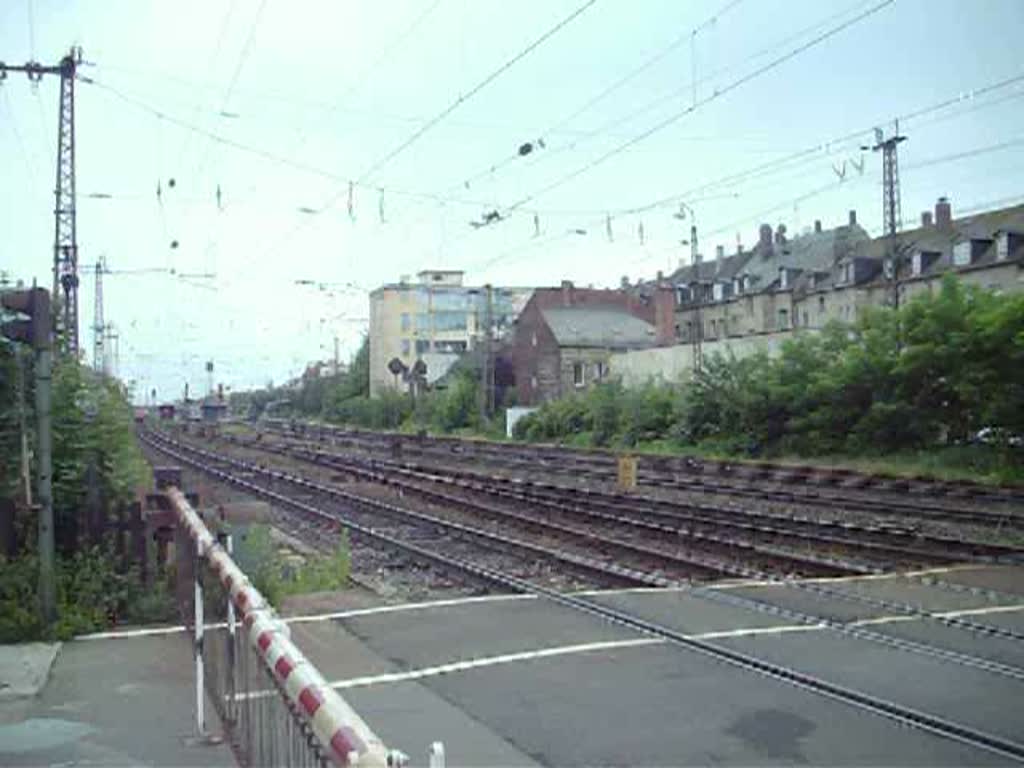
504, 280, 675, 405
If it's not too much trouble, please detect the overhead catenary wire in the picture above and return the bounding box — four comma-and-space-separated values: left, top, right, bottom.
463, 77, 1024, 276
500, 0, 895, 216
356, 0, 600, 185
387, 0, 886, 263
453, 0, 746, 195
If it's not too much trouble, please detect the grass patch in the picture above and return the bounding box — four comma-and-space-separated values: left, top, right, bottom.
237, 524, 350, 608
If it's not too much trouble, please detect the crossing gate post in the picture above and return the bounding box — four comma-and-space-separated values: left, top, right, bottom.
194, 534, 206, 736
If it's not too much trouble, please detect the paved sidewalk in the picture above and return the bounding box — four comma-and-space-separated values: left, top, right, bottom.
0, 633, 234, 767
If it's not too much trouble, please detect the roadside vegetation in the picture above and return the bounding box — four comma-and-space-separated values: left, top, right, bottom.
231, 276, 1023, 485
515, 276, 1024, 484
232, 335, 503, 437
0, 353, 164, 642
235, 524, 350, 609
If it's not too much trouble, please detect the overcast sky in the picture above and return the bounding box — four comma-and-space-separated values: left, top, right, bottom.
2, 0, 1022, 402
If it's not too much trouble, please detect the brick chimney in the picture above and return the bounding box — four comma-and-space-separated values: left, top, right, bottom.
653, 285, 676, 346
848, 210, 857, 227
758, 223, 772, 250
715, 245, 725, 262
814, 219, 822, 233
774, 223, 787, 245
935, 197, 952, 229
921, 210, 933, 227
560, 280, 574, 306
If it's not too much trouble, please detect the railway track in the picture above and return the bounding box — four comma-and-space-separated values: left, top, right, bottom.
141, 427, 1024, 763
265, 419, 1024, 529
239, 430, 1023, 567
211, 428, 1024, 642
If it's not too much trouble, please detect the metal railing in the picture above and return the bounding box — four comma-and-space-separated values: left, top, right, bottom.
156, 469, 408, 767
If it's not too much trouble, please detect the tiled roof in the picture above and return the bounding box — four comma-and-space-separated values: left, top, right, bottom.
541, 307, 657, 349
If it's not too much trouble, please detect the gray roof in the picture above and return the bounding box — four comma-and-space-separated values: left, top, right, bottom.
541, 307, 657, 349
668, 223, 869, 293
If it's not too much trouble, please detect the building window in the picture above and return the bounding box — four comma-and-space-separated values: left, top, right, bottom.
778, 308, 789, 329
573, 362, 585, 387
433, 312, 467, 331
818, 296, 825, 313
594, 361, 606, 380
434, 340, 468, 353
997, 233, 1010, 261
953, 241, 971, 267
802, 311, 808, 327
530, 375, 538, 389
401, 339, 411, 356
400, 313, 410, 331
415, 339, 430, 354
712, 283, 723, 301
531, 332, 538, 347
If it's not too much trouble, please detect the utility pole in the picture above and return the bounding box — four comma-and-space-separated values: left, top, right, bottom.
2, 287, 56, 625
0, 48, 83, 356
480, 285, 494, 422
16, 349, 32, 509
864, 122, 907, 309
93, 258, 105, 373
675, 203, 702, 372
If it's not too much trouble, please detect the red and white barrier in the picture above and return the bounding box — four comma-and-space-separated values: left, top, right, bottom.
166, 487, 395, 767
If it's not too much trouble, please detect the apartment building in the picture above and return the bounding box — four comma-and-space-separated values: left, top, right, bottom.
368, 269, 532, 396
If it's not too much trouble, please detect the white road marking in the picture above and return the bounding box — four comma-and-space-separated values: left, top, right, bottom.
285, 593, 535, 626
77, 593, 535, 641
934, 603, 1024, 619
228, 597, 1024, 699
78, 622, 227, 640
328, 638, 665, 690
710, 565, 988, 590
694, 623, 828, 640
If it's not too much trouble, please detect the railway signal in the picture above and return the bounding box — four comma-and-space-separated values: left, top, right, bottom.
1, 286, 51, 349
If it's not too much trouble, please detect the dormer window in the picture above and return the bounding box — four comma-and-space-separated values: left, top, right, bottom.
911, 252, 922, 277
997, 232, 1011, 261
779, 267, 789, 290
953, 241, 971, 267
712, 283, 724, 301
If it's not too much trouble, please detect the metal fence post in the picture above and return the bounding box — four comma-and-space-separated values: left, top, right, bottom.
194, 535, 206, 736
428, 741, 446, 768
224, 532, 237, 722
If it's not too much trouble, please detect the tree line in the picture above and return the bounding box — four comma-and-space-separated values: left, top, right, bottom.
514, 276, 1023, 481
1, 351, 159, 641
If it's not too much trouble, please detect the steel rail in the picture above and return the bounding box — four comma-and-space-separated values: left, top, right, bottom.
146, 428, 1024, 763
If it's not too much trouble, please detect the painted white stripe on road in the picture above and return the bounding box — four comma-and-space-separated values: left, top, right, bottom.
77, 593, 536, 641
694, 623, 828, 640
934, 603, 1024, 619
285, 593, 535, 625
78, 583, 1024, 642
328, 637, 665, 691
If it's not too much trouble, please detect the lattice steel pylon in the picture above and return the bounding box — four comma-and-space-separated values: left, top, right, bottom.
53, 49, 82, 355
0, 47, 83, 355
865, 121, 907, 308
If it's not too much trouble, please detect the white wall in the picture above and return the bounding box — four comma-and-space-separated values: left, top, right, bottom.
611, 331, 796, 387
